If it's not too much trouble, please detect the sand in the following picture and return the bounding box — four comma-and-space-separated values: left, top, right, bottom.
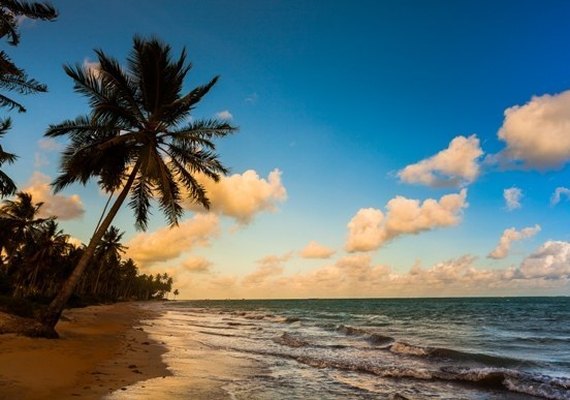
0, 302, 170, 400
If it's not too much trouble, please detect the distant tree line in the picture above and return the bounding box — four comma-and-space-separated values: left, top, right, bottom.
0, 191, 173, 316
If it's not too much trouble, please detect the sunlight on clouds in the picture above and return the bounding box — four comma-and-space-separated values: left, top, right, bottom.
23, 172, 84, 220
497, 90, 570, 169
300, 240, 335, 259
504, 187, 523, 210
345, 190, 468, 252
488, 225, 541, 259
182, 169, 287, 224
398, 135, 483, 187
125, 213, 220, 267
181, 256, 212, 273
519, 241, 570, 279
242, 253, 292, 287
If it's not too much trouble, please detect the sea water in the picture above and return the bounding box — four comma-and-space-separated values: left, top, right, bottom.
109, 297, 570, 399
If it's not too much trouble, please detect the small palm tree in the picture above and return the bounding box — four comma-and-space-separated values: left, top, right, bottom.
173, 288, 179, 300
38, 36, 235, 337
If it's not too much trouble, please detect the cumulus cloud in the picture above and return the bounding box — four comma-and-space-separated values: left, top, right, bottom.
180, 256, 212, 273
345, 189, 468, 252
215, 110, 233, 120
125, 213, 220, 266
182, 169, 287, 224
300, 241, 335, 259
23, 172, 84, 220
551, 187, 570, 206
519, 241, 570, 279
398, 135, 483, 187
488, 225, 541, 259
504, 187, 523, 210
496, 90, 570, 169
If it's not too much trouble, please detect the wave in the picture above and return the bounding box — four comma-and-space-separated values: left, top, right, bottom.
274, 332, 309, 348
335, 325, 529, 368
296, 356, 570, 400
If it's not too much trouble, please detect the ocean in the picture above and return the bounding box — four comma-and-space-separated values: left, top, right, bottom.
108, 297, 570, 399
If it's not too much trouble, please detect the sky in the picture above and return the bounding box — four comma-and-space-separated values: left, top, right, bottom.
3, 0, 570, 298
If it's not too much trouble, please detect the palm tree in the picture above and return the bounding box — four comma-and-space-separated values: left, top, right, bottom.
0, 118, 16, 196
173, 288, 179, 300
38, 36, 235, 337
0, 191, 47, 262
91, 226, 125, 296
0, 0, 57, 112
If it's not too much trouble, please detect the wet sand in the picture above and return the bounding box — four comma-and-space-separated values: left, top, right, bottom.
0, 302, 170, 400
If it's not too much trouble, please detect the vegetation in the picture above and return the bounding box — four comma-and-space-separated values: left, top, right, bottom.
0, 0, 57, 197
0, 192, 174, 319
38, 36, 235, 337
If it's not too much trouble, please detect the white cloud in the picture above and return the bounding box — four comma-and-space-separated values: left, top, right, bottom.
398, 135, 483, 187
504, 187, 523, 210
488, 225, 541, 259
125, 213, 220, 267
23, 172, 84, 220
519, 241, 570, 279
346, 189, 468, 252
551, 187, 570, 206
300, 241, 335, 259
183, 169, 287, 225
215, 110, 233, 120
496, 90, 570, 169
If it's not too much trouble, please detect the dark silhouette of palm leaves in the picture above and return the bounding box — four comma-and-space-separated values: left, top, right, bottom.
39, 37, 235, 335
46, 36, 236, 230
0, 118, 16, 196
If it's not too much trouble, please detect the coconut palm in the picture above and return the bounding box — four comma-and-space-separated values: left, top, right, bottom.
0, 0, 57, 112
38, 36, 235, 337
0, 118, 16, 196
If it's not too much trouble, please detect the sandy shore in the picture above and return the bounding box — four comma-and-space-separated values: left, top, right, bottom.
0, 302, 170, 400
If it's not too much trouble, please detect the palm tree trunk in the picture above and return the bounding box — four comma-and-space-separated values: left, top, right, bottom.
36, 162, 141, 338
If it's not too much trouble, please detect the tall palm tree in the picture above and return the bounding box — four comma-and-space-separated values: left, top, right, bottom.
38, 36, 235, 337
0, 118, 16, 196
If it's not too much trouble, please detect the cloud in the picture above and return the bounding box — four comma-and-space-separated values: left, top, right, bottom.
300, 241, 335, 259
488, 225, 541, 259
504, 187, 522, 210
37, 138, 61, 152
398, 135, 483, 187
173, 240, 570, 299
215, 110, 233, 120
182, 169, 287, 224
551, 187, 570, 206
245, 92, 258, 104
125, 213, 220, 266
23, 172, 84, 220
82, 59, 101, 79
180, 256, 212, 273
242, 253, 292, 286
496, 90, 570, 169
519, 241, 570, 279
345, 189, 468, 252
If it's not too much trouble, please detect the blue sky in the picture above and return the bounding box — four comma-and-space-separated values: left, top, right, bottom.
4, 0, 570, 298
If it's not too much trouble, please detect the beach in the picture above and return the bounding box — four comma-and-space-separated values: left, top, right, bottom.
0, 302, 169, 400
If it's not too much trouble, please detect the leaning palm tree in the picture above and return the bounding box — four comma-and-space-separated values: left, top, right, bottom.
37, 36, 236, 337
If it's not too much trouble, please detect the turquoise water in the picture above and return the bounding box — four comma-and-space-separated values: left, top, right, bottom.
112, 297, 570, 399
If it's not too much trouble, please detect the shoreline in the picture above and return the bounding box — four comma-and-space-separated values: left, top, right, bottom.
0, 302, 170, 400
